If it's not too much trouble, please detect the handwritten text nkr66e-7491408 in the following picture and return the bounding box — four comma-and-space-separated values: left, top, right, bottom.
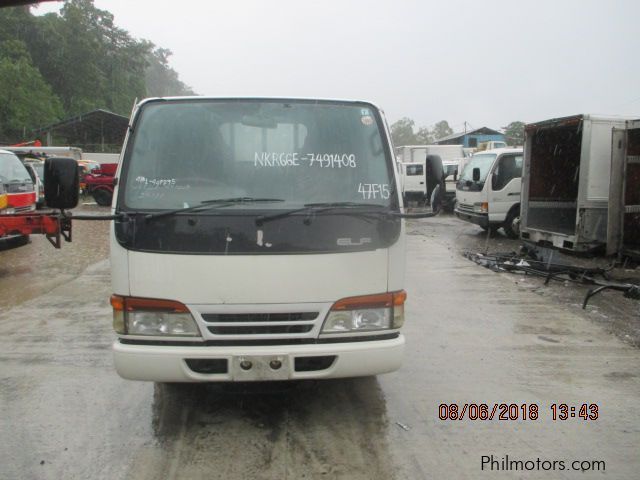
254, 152, 357, 168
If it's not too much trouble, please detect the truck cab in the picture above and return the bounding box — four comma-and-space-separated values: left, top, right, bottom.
0, 149, 36, 244
109, 97, 407, 383
85, 162, 117, 206
0, 150, 36, 216
476, 140, 508, 152
454, 148, 523, 238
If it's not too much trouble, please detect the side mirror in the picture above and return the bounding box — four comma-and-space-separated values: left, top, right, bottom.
472, 167, 480, 182
44, 157, 79, 209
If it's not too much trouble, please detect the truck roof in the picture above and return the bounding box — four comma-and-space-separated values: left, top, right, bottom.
135, 96, 385, 111
525, 114, 636, 130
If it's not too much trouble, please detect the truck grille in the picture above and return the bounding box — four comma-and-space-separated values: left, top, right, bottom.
13, 205, 35, 213
201, 312, 319, 336
457, 202, 474, 213
6, 184, 34, 193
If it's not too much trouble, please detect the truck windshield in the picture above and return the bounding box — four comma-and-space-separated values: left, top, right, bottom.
0, 153, 32, 184
458, 153, 496, 185
122, 100, 394, 211
116, 99, 400, 255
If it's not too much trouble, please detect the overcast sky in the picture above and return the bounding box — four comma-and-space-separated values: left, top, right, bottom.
37, 0, 640, 133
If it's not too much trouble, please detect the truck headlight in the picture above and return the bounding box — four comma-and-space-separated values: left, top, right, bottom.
322, 291, 406, 333
110, 295, 200, 337
473, 202, 488, 213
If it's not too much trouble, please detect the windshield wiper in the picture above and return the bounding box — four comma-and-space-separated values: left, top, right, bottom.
255, 202, 389, 226
144, 197, 285, 221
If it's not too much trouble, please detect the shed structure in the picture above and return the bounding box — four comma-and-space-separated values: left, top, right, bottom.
33, 109, 129, 153
434, 127, 505, 148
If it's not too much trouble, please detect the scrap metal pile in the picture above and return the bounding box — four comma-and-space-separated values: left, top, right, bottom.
463, 251, 640, 309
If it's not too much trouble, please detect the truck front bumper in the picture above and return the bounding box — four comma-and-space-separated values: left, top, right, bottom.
113, 335, 404, 382
454, 208, 489, 228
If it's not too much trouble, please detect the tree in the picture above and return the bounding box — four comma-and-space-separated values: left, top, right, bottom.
0, 39, 63, 143
145, 45, 194, 97
390, 117, 417, 146
432, 120, 453, 140
0, 0, 195, 123
503, 121, 525, 146
415, 126, 434, 144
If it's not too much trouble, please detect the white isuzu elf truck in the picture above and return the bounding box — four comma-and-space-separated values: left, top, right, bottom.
454, 148, 524, 238
77, 97, 417, 383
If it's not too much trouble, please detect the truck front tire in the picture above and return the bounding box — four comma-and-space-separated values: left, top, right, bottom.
503, 207, 521, 239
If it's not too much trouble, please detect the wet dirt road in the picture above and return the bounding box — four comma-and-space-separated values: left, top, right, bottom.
1, 213, 639, 479
0, 204, 110, 310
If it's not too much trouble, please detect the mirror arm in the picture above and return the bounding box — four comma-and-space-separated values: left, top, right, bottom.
60, 210, 128, 221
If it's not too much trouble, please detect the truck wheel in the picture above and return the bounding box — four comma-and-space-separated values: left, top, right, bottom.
503, 207, 521, 239
92, 189, 113, 206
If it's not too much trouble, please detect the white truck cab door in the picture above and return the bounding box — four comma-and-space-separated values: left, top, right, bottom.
402, 162, 427, 195
488, 153, 523, 223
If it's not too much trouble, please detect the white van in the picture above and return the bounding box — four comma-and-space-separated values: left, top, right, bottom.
454, 148, 523, 238
106, 97, 409, 382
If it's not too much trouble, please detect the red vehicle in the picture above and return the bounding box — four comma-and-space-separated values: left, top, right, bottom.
85, 162, 117, 206
77, 159, 101, 194
0, 149, 37, 246
0, 149, 36, 214
0, 156, 76, 249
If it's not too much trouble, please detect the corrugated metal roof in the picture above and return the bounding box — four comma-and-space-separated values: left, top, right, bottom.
435, 127, 503, 143
33, 109, 128, 135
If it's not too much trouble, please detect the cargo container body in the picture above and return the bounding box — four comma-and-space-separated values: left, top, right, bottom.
521, 114, 630, 252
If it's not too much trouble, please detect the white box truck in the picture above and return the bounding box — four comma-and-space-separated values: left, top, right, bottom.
83, 97, 414, 383
608, 119, 640, 258
521, 114, 631, 252
454, 148, 523, 238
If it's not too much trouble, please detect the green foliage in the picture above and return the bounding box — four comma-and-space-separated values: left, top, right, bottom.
390, 118, 435, 146
432, 120, 453, 140
502, 121, 525, 146
0, 39, 63, 142
415, 126, 434, 145
0, 0, 193, 142
390, 117, 417, 146
145, 46, 194, 97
